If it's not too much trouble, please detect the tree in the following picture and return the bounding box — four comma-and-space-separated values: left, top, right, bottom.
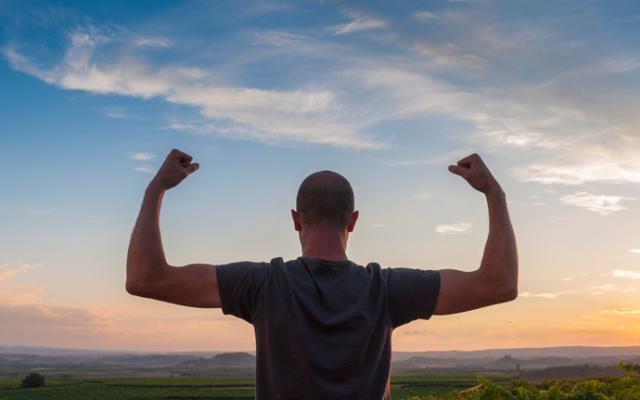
20, 372, 45, 388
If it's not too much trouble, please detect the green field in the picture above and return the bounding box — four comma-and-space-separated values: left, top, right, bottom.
0, 374, 491, 399
0, 373, 638, 399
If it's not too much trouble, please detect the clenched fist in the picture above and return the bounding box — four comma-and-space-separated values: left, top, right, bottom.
151, 149, 199, 190
448, 153, 501, 195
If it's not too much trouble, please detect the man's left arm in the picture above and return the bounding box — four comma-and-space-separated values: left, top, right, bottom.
125, 149, 221, 308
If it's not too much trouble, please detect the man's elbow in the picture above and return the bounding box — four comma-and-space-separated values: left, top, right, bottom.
482, 275, 518, 304
125, 261, 168, 298
494, 281, 518, 303
500, 286, 518, 302
125, 279, 148, 297
125, 273, 159, 298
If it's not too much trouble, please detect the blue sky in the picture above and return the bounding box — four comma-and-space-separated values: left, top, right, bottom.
1, 0, 640, 351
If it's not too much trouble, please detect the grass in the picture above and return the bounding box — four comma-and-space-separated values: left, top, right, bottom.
0, 374, 486, 399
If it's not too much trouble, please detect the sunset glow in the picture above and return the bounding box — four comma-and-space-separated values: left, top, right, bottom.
1, 0, 639, 352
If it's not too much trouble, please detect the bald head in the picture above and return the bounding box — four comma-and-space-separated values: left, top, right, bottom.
296, 170, 354, 230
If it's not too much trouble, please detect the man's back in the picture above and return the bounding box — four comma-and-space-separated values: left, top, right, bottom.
216, 256, 440, 400
126, 150, 517, 398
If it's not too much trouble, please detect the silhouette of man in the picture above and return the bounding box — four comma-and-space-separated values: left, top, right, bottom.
126, 149, 518, 400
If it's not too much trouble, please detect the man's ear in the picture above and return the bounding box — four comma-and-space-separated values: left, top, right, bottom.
291, 209, 303, 232
347, 210, 359, 233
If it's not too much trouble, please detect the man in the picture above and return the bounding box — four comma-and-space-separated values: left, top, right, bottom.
126, 149, 518, 399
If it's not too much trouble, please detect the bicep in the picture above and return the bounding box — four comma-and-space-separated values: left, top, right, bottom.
433, 269, 504, 315
151, 263, 221, 308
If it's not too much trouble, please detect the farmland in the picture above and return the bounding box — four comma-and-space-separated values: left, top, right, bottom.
0, 374, 498, 399
2, 347, 640, 399
2, 372, 640, 399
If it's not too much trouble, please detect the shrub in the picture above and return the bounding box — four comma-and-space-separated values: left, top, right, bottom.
20, 372, 45, 388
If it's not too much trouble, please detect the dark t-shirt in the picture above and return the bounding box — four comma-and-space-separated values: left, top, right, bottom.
216, 256, 440, 400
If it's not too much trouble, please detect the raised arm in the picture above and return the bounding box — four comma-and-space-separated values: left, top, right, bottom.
126, 149, 221, 308
433, 153, 518, 315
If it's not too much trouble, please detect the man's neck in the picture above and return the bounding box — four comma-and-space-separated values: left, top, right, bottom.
300, 229, 348, 261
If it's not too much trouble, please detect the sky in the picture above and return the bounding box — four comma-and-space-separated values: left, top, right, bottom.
1, 0, 640, 352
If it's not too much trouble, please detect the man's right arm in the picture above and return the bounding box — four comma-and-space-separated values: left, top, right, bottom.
433, 153, 518, 315
126, 149, 221, 309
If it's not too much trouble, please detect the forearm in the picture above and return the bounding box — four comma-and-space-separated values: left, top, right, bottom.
479, 187, 518, 297
126, 181, 169, 292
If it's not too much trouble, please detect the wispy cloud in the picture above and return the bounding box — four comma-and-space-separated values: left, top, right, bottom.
3, 28, 384, 149
587, 283, 637, 295
130, 152, 156, 173
0, 303, 111, 347
6, 4, 640, 181
629, 249, 640, 254
0, 263, 43, 282
129, 152, 156, 161
519, 291, 560, 299
412, 11, 441, 21
601, 55, 640, 74
131, 36, 173, 48
515, 155, 640, 185
333, 18, 386, 35
415, 192, 433, 201
521, 282, 635, 299
562, 273, 589, 281
135, 164, 155, 174
602, 308, 640, 315
435, 222, 472, 234
100, 106, 129, 119
613, 269, 640, 279
332, 13, 387, 35
390, 149, 473, 167
559, 192, 635, 215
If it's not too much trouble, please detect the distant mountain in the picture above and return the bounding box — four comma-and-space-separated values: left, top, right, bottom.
0, 346, 225, 368
2, 345, 640, 373
390, 351, 640, 373
392, 346, 640, 362
179, 352, 256, 369
0, 345, 223, 358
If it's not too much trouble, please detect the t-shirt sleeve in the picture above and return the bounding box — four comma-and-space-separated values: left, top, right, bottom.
215, 261, 270, 324
387, 267, 441, 328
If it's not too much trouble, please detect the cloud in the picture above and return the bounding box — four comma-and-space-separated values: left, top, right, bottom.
4, 28, 384, 149
412, 11, 441, 21
602, 308, 640, 315
135, 164, 154, 174
559, 192, 635, 215
561, 273, 589, 281
0, 263, 43, 282
360, 59, 640, 187
6, 6, 640, 174
415, 192, 433, 201
586, 283, 637, 295
131, 36, 173, 48
519, 292, 560, 299
629, 249, 640, 254
390, 149, 474, 167
601, 55, 640, 74
413, 42, 486, 68
0, 303, 112, 347
339, 8, 640, 187
515, 156, 640, 185
371, 223, 385, 228
520, 283, 635, 299
332, 17, 387, 35
129, 152, 156, 161
435, 222, 472, 234
613, 269, 640, 279
0, 303, 105, 330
